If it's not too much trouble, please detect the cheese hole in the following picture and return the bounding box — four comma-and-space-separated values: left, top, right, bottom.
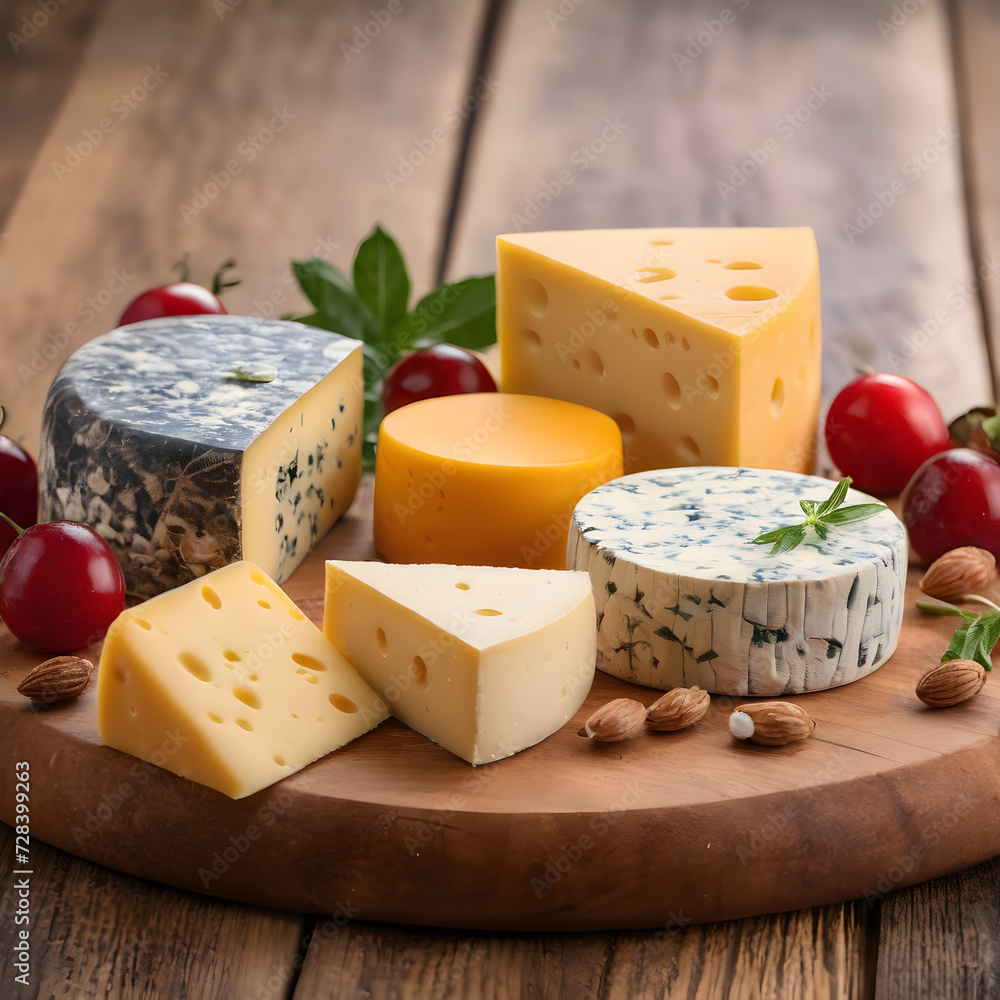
649, 239, 674, 245
249, 674, 259, 682
289, 607, 306, 622
681, 336, 690, 351
257, 599, 271, 610
705, 375, 720, 399
677, 436, 701, 462
666, 331, 677, 346
723, 261, 762, 270
329, 693, 359, 714
133, 618, 152, 631
524, 328, 542, 349
250, 569, 267, 585
475, 608, 503, 616
661, 373, 681, 409
223, 650, 242, 662
659, 294, 680, 301
524, 278, 548, 317
376, 628, 388, 656
179, 652, 212, 682
292, 652, 328, 672
114, 665, 130, 683
291, 713, 299, 719
274, 755, 287, 766
236, 718, 253, 732
571, 358, 581, 370
612, 412, 637, 443
636, 267, 677, 283
725, 285, 778, 301
705, 258, 722, 263
642, 328, 659, 349
411, 656, 428, 688
584, 349, 605, 377
304, 674, 318, 684
234, 687, 262, 710
129, 706, 137, 717
202, 586, 222, 610
454, 582, 470, 590
208, 712, 223, 724
771, 378, 785, 418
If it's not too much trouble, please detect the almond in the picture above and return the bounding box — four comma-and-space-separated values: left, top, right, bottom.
729, 701, 815, 746
18, 655, 94, 705
919, 546, 997, 603
578, 698, 647, 742
915, 659, 987, 707
645, 686, 710, 731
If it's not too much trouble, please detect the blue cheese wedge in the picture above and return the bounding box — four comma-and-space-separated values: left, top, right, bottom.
568, 467, 907, 695
40, 316, 363, 600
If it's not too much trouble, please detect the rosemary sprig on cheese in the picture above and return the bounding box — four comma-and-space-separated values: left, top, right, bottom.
752, 477, 886, 555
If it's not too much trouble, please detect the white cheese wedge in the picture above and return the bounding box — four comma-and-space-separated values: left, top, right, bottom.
568, 467, 906, 695
98, 561, 388, 798
323, 561, 597, 764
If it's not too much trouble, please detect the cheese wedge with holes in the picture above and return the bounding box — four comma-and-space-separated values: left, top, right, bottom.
497, 227, 821, 474
323, 560, 597, 764
97, 561, 388, 798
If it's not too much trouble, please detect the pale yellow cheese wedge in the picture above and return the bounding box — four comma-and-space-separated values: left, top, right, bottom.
323, 560, 596, 764
98, 561, 388, 798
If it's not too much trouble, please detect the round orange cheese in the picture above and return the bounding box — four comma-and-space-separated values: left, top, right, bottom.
374, 393, 623, 569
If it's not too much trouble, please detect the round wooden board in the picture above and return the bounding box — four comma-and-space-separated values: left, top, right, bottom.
2, 481, 1000, 932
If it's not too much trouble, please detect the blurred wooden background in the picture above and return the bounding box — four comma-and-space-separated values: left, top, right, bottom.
2, 0, 1000, 997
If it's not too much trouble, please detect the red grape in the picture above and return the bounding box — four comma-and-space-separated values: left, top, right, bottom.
901, 449, 1000, 563
0, 435, 37, 558
825, 373, 951, 495
381, 345, 497, 415
0, 521, 125, 652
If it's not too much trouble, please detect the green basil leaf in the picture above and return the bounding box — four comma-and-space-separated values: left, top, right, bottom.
916, 598, 978, 620
815, 477, 851, 516
768, 525, 806, 555
353, 224, 410, 339
941, 625, 970, 664
397, 275, 497, 349
819, 503, 887, 526
292, 258, 376, 343
752, 526, 794, 545
799, 499, 817, 518
813, 522, 828, 541
960, 608, 1000, 670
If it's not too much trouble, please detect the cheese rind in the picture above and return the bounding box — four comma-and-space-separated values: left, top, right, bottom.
373, 392, 622, 569
498, 227, 821, 474
97, 561, 388, 798
40, 316, 364, 600
568, 468, 906, 695
323, 560, 597, 764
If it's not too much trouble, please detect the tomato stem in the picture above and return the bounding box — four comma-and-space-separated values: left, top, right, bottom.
0, 404, 5, 433
0, 510, 25, 535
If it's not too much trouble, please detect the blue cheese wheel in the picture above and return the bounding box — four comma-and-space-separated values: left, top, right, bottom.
40, 316, 363, 600
568, 467, 907, 695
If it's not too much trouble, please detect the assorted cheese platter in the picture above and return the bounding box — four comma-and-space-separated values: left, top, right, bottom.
2, 224, 1000, 932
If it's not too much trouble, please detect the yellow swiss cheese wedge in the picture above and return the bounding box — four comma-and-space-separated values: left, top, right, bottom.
324, 559, 596, 764
97, 561, 388, 798
373, 392, 622, 568
498, 227, 821, 474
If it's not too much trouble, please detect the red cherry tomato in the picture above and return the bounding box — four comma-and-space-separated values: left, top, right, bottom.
0, 436, 38, 559
119, 282, 227, 326
901, 449, 1000, 563
0, 521, 125, 652
381, 345, 497, 415
825, 373, 951, 495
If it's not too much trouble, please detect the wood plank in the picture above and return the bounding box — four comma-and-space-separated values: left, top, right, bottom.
0, 0, 486, 457
449, 0, 994, 422
874, 858, 1000, 999
292, 902, 874, 998
3, 481, 1000, 931
0, 821, 307, 999
952, 0, 1000, 396
0, 0, 110, 231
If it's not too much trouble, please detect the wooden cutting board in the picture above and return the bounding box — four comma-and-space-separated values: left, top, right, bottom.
2, 480, 999, 932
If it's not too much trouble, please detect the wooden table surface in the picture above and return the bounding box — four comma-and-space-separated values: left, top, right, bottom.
2, 0, 1000, 996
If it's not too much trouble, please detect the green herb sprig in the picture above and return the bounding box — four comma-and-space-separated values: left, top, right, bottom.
291, 224, 496, 469
916, 597, 1000, 672
751, 477, 887, 555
